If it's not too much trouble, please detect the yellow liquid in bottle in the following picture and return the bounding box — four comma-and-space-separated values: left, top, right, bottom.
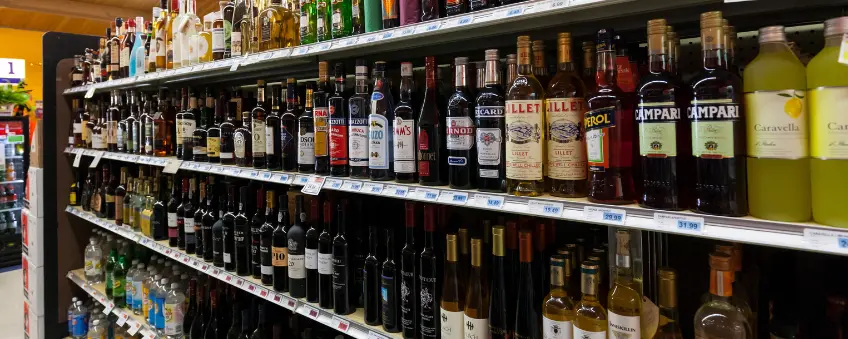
807, 35, 848, 228
743, 40, 811, 222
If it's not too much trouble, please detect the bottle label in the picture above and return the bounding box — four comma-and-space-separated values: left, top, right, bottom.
133, 281, 143, 306
329, 115, 348, 165
394, 117, 416, 173
542, 316, 572, 339
688, 99, 740, 159
369, 113, 391, 169
439, 308, 464, 339
317, 3, 328, 37
546, 98, 587, 180
332, 5, 344, 32
208, 137, 221, 157
400, 269, 415, 330
273, 246, 288, 266
447, 116, 475, 151
305, 248, 318, 269
318, 252, 333, 274
381, 274, 396, 327
315, 108, 330, 157
231, 31, 242, 56
572, 327, 605, 339
349, 117, 369, 166
261, 264, 273, 275
476, 106, 504, 168
164, 302, 184, 335
212, 27, 225, 53
288, 254, 306, 278
585, 106, 616, 171
615, 56, 636, 93
382, 0, 398, 19
608, 312, 640, 339
637, 102, 680, 158
464, 316, 489, 339
505, 100, 544, 180
183, 119, 197, 145
120, 47, 130, 68
234, 133, 246, 159
420, 276, 438, 338
332, 255, 347, 288
184, 218, 195, 234
298, 129, 316, 165
84, 259, 101, 275
253, 120, 267, 155
73, 123, 82, 134
743, 90, 808, 159
260, 16, 273, 42
265, 125, 276, 155
111, 41, 120, 65
809, 87, 848, 159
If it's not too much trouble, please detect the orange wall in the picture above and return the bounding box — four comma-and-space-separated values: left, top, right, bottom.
0, 28, 45, 137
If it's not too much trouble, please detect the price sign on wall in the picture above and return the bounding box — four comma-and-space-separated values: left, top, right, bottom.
0, 59, 25, 84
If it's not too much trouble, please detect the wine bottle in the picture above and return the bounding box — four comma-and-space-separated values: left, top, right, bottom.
329, 63, 349, 176
654, 268, 683, 338
193, 180, 206, 258
489, 226, 509, 339
213, 196, 226, 267
252, 80, 268, 169
382, 228, 401, 332
189, 278, 206, 339
400, 202, 417, 338
204, 284, 220, 339
419, 205, 439, 339
298, 83, 316, 173
305, 198, 321, 302
314, 62, 332, 175
168, 176, 182, 247
184, 178, 197, 253
418, 56, 444, 186
183, 278, 197, 336
266, 84, 283, 170
440, 234, 464, 339
348, 60, 371, 179
288, 194, 307, 298
272, 194, 290, 292
250, 303, 267, 339
542, 255, 575, 339
225, 302, 241, 338
202, 184, 217, 262
369, 61, 396, 181
332, 200, 352, 315
223, 185, 237, 271
364, 224, 382, 325
505, 221, 518, 331
607, 230, 641, 338
318, 200, 334, 308
464, 238, 488, 339
251, 188, 266, 279
260, 190, 277, 285
235, 187, 251, 276
573, 261, 607, 338
515, 230, 540, 339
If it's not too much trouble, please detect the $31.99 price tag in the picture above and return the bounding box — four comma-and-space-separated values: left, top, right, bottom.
654, 213, 704, 234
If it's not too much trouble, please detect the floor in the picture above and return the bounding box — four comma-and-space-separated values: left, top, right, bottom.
0, 267, 23, 339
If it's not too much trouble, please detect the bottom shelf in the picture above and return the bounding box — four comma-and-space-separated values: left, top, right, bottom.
66, 269, 158, 339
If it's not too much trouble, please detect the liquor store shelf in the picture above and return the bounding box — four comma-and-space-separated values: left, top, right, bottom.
66, 147, 848, 256
67, 269, 160, 339
66, 206, 403, 339
61, 0, 625, 95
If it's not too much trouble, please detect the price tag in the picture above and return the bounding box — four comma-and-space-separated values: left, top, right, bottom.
293, 46, 309, 56
126, 320, 141, 335
84, 87, 96, 98
343, 37, 359, 47
247, 283, 257, 293
584, 206, 626, 225
318, 42, 332, 51
304, 305, 321, 320
528, 200, 564, 217
365, 34, 379, 43
89, 151, 105, 168
550, 0, 567, 8
144, 330, 156, 339
295, 175, 310, 185
391, 186, 409, 197
363, 182, 384, 194
246, 170, 260, 179
325, 178, 344, 189
237, 278, 245, 287
262, 172, 273, 180
805, 228, 848, 252
229, 168, 242, 176
162, 159, 183, 174
330, 316, 350, 333
425, 22, 442, 32
399, 26, 415, 36
456, 16, 473, 26
102, 302, 115, 314
284, 297, 297, 310
277, 173, 293, 184
301, 176, 326, 195
368, 330, 391, 339
438, 191, 468, 205
473, 194, 504, 209
200, 165, 212, 172
341, 180, 362, 191
116, 311, 129, 326
654, 213, 704, 233
271, 293, 285, 304
73, 152, 83, 167
382, 31, 394, 39
502, 6, 525, 17
416, 188, 440, 201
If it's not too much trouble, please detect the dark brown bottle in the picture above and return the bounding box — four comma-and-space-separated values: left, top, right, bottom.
252, 80, 268, 169
281, 79, 300, 171
234, 111, 253, 167
394, 62, 417, 183
266, 85, 283, 170
418, 57, 444, 186
447, 57, 476, 189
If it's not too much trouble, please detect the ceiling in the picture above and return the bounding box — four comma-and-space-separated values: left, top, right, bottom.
0, 0, 221, 36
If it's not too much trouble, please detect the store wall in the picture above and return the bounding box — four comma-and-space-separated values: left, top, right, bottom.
0, 28, 44, 138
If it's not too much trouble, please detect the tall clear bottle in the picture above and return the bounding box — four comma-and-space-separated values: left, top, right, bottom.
164, 282, 185, 338
84, 237, 104, 283
440, 234, 464, 339
693, 252, 752, 338
542, 255, 575, 339
607, 230, 641, 338
573, 262, 607, 339
463, 238, 488, 339
505, 36, 546, 196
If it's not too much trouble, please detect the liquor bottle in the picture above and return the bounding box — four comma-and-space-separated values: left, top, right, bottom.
234, 111, 254, 167
332, 200, 352, 315
301, 0, 317, 44
394, 62, 417, 183
364, 0, 380, 32
546, 32, 588, 197
193, 93, 210, 162
183, 179, 198, 253
252, 80, 269, 169
194, 181, 207, 257
445, 0, 465, 16
188, 276, 205, 338
351, 0, 364, 34
225, 302, 240, 338
489, 226, 509, 339
152, 91, 171, 157
282, 78, 300, 171
370, 61, 396, 180
331, 0, 352, 38
381, 228, 401, 332
305, 199, 321, 302
808, 16, 848, 228
260, 190, 277, 285
212, 195, 226, 267
251, 188, 266, 278
222, 186, 237, 271
581, 42, 596, 92
204, 285, 220, 339
419, 205, 439, 339
447, 57, 477, 189
107, 91, 120, 152
586, 29, 636, 204
127, 92, 141, 154
506, 36, 546, 197
743, 26, 809, 221
175, 89, 186, 159
573, 262, 607, 338
273, 194, 290, 292
110, 19, 123, 79
231, 0, 246, 57
115, 168, 128, 226
257, 0, 297, 50
318, 201, 334, 308
421, 0, 439, 21
235, 187, 251, 276
207, 91, 222, 163
202, 184, 218, 261
220, 90, 236, 165
418, 56, 444, 185
250, 303, 267, 339
542, 255, 575, 339
349, 60, 371, 179
400, 202, 417, 338
315, 62, 332, 175
288, 194, 307, 298
316, 0, 331, 41
464, 238, 488, 339
105, 166, 117, 219
364, 224, 382, 325
532, 40, 550, 87
381, 0, 399, 28
652, 268, 683, 338
607, 230, 640, 338
688, 11, 747, 216
515, 230, 539, 339
299, 83, 317, 173
264, 85, 283, 170
329, 63, 350, 176
476, 49, 506, 192
694, 252, 752, 338
121, 20, 136, 78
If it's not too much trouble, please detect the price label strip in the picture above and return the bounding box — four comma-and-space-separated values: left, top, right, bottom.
295, 175, 310, 185
654, 213, 705, 234
325, 178, 344, 190
301, 176, 326, 195
583, 206, 626, 225
438, 191, 469, 205
416, 188, 440, 201
162, 159, 183, 174
341, 180, 362, 191
805, 228, 848, 252
528, 200, 564, 217
473, 194, 504, 210
363, 182, 384, 194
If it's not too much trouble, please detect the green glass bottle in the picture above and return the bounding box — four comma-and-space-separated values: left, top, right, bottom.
300, 0, 317, 44
317, 0, 332, 41
364, 0, 381, 32
113, 254, 128, 307
331, 0, 352, 38
105, 247, 117, 298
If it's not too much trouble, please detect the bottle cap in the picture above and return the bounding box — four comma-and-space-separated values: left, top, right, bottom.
759, 26, 786, 43
506, 54, 517, 63
485, 49, 499, 61
708, 251, 733, 271
596, 28, 615, 52
171, 283, 180, 289
454, 57, 468, 66
401, 62, 413, 76
700, 11, 723, 28
825, 16, 848, 36
658, 267, 678, 307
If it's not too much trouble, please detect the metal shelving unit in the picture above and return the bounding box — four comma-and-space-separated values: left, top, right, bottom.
66, 269, 159, 339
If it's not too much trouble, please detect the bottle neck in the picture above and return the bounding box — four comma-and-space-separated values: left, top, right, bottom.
257, 87, 265, 106
595, 49, 616, 87
355, 77, 368, 94
369, 228, 378, 254
335, 77, 345, 95
709, 268, 734, 298
648, 53, 668, 74
517, 46, 533, 76
455, 64, 467, 89
484, 59, 500, 86
385, 233, 394, 260
399, 76, 413, 103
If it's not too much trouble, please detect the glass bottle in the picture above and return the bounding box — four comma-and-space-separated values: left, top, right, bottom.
234, 111, 253, 167
418, 56, 444, 185
193, 92, 209, 162
300, 0, 317, 44
316, 0, 331, 41
607, 230, 641, 338
329, 64, 350, 176
298, 83, 317, 173
463, 238, 488, 339
235, 186, 251, 276
532, 40, 550, 88
382, 229, 401, 332
257, 0, 297, 51
447, 57, 476, 189
364, 0, 381, 32
653, 268, 683, 338
251, 188, 266, 278
349, 60, 371, 178
331, 0, 352, 38
394, 62, 417, 183
252, 81, 268, 169
364, 224, 382, 325
260, 190, 276, 285
693, 252, 752, 338
288, 194, 307, 298
272, 194, 289, 291
332, 200, 352, 314
488, 227, 509, 339
420, 0, 439, 22
223, 185, 238, 271
317, 201, 334, 308
505, 36, 546, 196
542, 255, 575, 339
381, 0, 399, 28
153, 92, 171, 157
514, 230, 539, 339
586, 28, 636, 204
315, 62, 332, 175
369, 61, 396, 181
573, 262, 607, 338
476, 49, 506, 192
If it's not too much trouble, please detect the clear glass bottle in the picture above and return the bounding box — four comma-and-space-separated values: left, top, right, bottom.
607, 230, 641, 338
257, 0, 297, 50
653, 268, 683, 338
693, 252, 752, 338
573, 261, 607, 338
542, 254, 575, 339
505, 36, 546, 196
84, 237, 103, 283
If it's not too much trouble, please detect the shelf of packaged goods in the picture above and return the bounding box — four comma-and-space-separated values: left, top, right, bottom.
65, 206, 403, 339
65, 147, 848, 256
66, 269, 159, 339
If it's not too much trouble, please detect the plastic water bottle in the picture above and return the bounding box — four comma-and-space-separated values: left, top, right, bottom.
154, 278, 170, 334
88, 319, 105, 339
84, 238, 103, 283
126, 259, 140, 308
71, 300, 87, 339
147, 274, 162, 325
67, 297, 78, 334
132, 263, 146, 315
164, 282, 185, 339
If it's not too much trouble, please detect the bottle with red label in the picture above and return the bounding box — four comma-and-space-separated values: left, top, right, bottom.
329, 63, 350, 177
585, 28, 636, 204
314, 62, 332, 175
447, 57, 476, 189
394, 62, 417, 183
418, 56, 444, 186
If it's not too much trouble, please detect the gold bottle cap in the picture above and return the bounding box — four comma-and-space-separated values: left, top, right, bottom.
708, 252, 733, 271
485, 49, 499, 61
582, 41, 595, 51
550, 255, 566, 287
532, 39, 545, 51
557, 33, 572, 63
700, 11, 723, 28
580, 261, 599, 295
715, 243, 734, 254
556, 247, 569, 255
506, 54, 517, 63
492, 226, 505, 257
287, 78, 296, 84
658, 268, 677, 308
470, 238, 482, 267
257, 79, 265, 86
824, 16, 848, 37
458, 228, 469, 255
318, 61, 329, 81
446, 234, 458, 262
647, 18, 667, 35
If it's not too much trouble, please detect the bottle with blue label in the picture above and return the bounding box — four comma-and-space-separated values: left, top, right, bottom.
369, 61, 396, 181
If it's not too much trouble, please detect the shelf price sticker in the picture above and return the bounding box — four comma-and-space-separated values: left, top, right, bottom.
399, 26, 415, 36
473, 194, 504, 210
162, 160, 183, 174
416, 188, 440, 201
416, 21, 442, 34
325, 178, 344, 190
277, 173, 293, 184
295, 175, 310, 185
116, 311, 129, 326
550, 0, 567, 8
654, 213, 704, 234
330, 316, 350, 333
301, 176, 326, 195
584, 206, 626, 225
293, 46, 310, 56
501, 6, 525, 17
284, 296, 298, 310
341, 180, 362, 192
126, 320, 142, 335
262, 172, 273, 180
804, 228, 848, 252
343, 37, 359, 47
258, 288, 269, 298
89, 151, 105, 168
363, 182, 384, 194
102, 302, 115, 315
529, 200, 564, 217
304, 305, 321, 320
368, 330, 391, 339
73, 152, 84, 167
438, 191, 469, 205
389, 185, 409, 197
84, 87, 96, 99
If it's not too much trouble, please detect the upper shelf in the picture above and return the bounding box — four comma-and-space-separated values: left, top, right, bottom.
66, 147, 848, 257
